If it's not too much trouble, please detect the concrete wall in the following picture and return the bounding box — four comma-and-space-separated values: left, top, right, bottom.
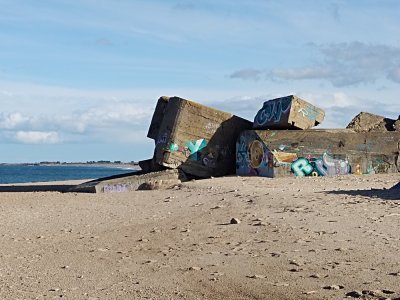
237, 130, 400, 177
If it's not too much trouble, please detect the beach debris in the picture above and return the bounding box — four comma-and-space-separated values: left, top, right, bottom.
303, 290, 317, 295
253, 95, 325, 130
346, 112, 399, 132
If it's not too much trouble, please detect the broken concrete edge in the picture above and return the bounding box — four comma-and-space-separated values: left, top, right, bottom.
67, 169, 189, 193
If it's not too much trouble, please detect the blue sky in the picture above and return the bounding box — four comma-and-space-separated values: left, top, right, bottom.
1, 0, 399, 163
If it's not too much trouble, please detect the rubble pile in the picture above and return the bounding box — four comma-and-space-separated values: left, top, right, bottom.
69, 95, 399, 193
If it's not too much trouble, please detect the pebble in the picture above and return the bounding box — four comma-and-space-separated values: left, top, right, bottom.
323, 285, 344, 290
189, 266, 202, 271
230, 218, 241, 224
248, 274, 265, 279
345, 290, 362, 298
303, 291, 317, 295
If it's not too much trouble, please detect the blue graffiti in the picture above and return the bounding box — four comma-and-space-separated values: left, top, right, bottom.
254, 98, 291, 126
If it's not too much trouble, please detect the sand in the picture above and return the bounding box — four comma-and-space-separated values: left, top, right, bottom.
0, 174, 399, 299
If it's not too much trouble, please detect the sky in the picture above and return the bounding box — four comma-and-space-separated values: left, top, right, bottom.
0, 0, 399, 163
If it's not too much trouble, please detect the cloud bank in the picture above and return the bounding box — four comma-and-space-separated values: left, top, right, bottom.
230, 42, 400, 87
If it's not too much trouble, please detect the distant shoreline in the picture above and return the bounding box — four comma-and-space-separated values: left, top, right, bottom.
0, 162, 141, 170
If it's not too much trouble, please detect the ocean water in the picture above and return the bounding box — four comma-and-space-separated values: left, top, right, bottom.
0, 165, 138, 184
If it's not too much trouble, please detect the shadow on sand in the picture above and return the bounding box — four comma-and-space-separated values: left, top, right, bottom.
325, 182, 400, 201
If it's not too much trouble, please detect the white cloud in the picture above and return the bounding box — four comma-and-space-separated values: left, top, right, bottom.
0, 112, 30, 129
15, 131, 61, 144
230, 42, 400, 87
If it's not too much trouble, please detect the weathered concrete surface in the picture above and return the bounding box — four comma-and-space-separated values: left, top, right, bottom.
236, 129, 400, 177
147, 96, 253, 178
253, 95, 325, 130
68, 169, 186, 193
395, 119, 400, 131
346, 112, 399, 132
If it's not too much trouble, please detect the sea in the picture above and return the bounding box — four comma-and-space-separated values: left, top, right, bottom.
0, 164, 139, 184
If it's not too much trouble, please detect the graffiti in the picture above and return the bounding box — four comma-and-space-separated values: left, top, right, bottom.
103, 184, 129, 193
291, 153, 351, 177
254, 98, 291, 126
249, 140, 264, 168
156, 131, 168, 145
236, 138, 274, 177
236, 136, 249, 168
202, 152, 217, 168
186, 139, 207, 160
298, 104, 321, 121
291, 158, 315, 176
315, 153, 350, 176
166, 143, 179, 152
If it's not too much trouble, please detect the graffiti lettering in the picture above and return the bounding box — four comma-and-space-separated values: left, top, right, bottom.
103, 184, 129, 193
254, 98, 291, 126
291, 153, 351, 177
298, 105, 321, 121
291, 158, 314, 176
315, 153, 350, 176
156, 131, 168, 145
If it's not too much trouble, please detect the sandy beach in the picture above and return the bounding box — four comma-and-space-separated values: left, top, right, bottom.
0, 174, 399, 299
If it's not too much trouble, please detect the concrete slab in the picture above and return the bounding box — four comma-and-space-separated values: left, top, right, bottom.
68, 169, 186, 193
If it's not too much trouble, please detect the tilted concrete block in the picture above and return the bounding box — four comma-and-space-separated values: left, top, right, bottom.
236, 129, 400, 177
253, 95, 325, 130
68, 169, 186, 193
148, 96, 253, 178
